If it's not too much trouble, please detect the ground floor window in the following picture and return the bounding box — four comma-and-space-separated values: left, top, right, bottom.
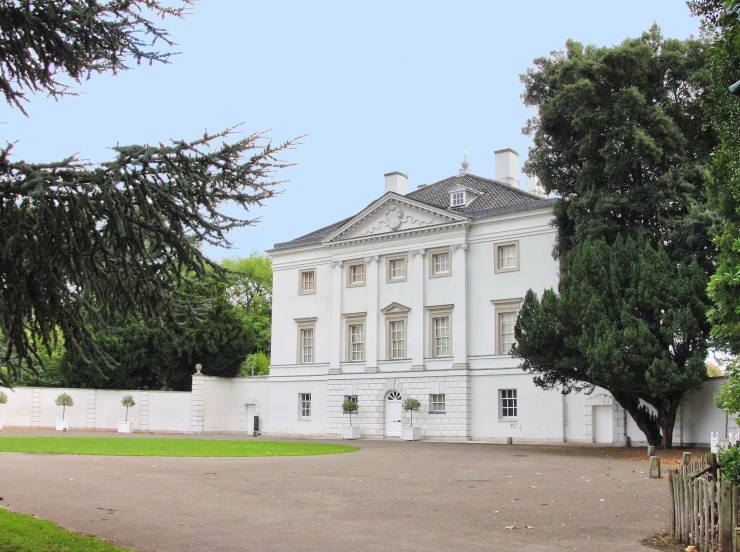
430, 394, 446, 413
499, 389, 517, 420
300, 393, 312, 419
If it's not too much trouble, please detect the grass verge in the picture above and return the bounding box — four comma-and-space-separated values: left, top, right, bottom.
0, 508, 131, 551
0, 437, 357, 457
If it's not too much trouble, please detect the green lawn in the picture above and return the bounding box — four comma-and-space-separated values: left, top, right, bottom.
0, 437, 357, 457
0, 508, 132, 551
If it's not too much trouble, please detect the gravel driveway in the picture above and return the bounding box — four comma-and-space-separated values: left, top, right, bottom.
0, 434, 667, 551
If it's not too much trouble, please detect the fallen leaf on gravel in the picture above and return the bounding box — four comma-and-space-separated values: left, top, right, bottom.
525, 525, 535, 530
531, 486, 538, 489
505, 526, 516, 530
686, 547, 697, 552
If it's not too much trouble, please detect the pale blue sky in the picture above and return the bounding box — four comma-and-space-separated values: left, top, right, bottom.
4, 1, 701, 259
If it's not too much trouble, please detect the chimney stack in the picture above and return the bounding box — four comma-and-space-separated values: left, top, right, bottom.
384, 172, 407, 195
526, 174, 547, 197
494, 149, 520, 188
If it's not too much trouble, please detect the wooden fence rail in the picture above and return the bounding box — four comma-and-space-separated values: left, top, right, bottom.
668, 455, 736, 552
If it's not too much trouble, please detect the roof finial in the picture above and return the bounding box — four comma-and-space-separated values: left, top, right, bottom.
459, 148, 471, 176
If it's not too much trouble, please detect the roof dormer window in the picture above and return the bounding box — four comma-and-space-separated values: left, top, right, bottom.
451, 191, 465, 207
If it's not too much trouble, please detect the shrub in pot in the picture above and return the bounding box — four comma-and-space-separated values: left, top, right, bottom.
55, 393, 73, 431
402, 398, 421, 441
118, 395, 135, 433
0, 391, 7, 430
342, 398, 360, 440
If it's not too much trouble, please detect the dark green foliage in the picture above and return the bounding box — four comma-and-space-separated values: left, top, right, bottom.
0, 0, 193, 115
0, 2, 296, 384
403, 397, 421, 426
342, 399, 358, 425
688, 1, 740, 354
54, 272, 258, 391
520, 26, 718, 268
515, 26, 717, 447
513, 238, 710, 447
719, 444, 740, 485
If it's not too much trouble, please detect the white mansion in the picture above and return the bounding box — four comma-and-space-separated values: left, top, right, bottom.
263, 149, 623, 443
0, 150, 726, 444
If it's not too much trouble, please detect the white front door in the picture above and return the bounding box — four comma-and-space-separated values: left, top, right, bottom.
385, 391, 402, 437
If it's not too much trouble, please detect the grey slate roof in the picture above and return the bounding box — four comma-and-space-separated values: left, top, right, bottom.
272, 173, 550, 250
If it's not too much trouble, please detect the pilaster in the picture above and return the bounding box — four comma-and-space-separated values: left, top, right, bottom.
31, 388, 40, 428
409, 249, 426, 371
190, 368, 204, 434
87, 390, 96, 429
451, 243, 468, 368
329, 260, 344, 375
365, 256, 380, 373
140, 391, 150, 432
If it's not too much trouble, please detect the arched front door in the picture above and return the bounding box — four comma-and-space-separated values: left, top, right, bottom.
385, 391, 402, 437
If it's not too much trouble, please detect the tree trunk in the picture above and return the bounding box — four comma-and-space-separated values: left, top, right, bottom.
658, 399, 680, 450
611, 390, 662, 447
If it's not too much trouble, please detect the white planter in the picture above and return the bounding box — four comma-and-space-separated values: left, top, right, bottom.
118, 421, 133, 434
343, 425, 361, 440
402, 426, 421, 441
56, 418, 69, 431
0, 417, 4, 430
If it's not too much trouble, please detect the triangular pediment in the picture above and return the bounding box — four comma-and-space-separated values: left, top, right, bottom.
323, 193, 467, 244
380, 302, 411, 314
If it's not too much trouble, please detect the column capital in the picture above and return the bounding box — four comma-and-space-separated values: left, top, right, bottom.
450, 243, 468, 252
329, 260, 344, 268
364, 255, 380, 264
410, 248, 426, 257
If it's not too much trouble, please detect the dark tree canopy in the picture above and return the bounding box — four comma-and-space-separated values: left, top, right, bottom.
688, 0, 740, 353
514, 27, 717, 447
0, 0, 192, 115
0, 1, 297, 384
520, 26, 717, 268
513, 238, 710, 448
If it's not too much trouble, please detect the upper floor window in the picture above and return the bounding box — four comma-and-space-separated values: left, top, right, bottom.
491, 299, 521, 356
494, 241, 519, 273
349, 324, 364, 361
431, 251, 450, 278
389, 320, 406, 359
348, 263, 365, 287
433, 316, 451, 357
386, 256, 407, 283
295, 317, 317, 364
499, 312, 516, 355
299, 269, 316, 294
301, 328, 314, 363
451, 191, 465, 207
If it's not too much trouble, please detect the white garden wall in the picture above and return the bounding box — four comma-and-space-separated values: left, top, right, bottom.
0, 386, 192, 433
0, 375, 732, 446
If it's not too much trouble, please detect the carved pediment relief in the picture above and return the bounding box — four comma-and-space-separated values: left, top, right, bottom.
324, 197, 465, 244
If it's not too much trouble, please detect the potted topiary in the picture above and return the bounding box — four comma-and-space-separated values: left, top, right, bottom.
342, 398, 360, 440
401, 398, 421, 441
55, 393, 73, 431
0, 391, 7, 430
118, 395, 135, 433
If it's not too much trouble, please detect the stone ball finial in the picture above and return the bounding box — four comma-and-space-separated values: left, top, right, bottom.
461, 160, 469, 169
195, 363, 203, 374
